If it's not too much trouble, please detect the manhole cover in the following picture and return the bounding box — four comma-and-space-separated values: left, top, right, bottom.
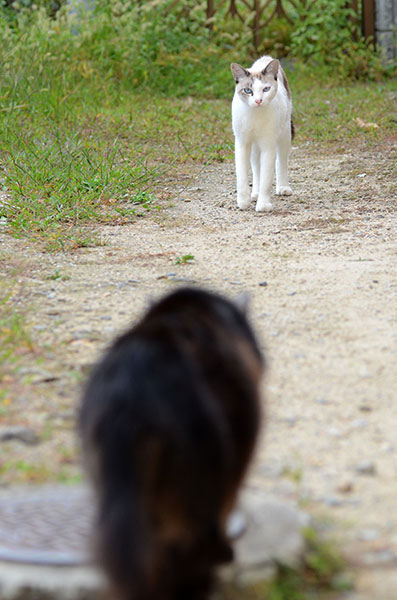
0, 485, 94, 566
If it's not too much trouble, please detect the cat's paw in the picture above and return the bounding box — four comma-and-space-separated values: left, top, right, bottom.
256, 200, 273, 212
227, 509, 247, 540
237, 195, 251, 210
251, 192, 258, 202
276, 185, 292, 196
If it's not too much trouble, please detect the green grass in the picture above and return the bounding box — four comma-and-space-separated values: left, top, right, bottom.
175, 253, 195, 265
1, 80, 394, 250
0, 458, 82, 484
0, 308, 34, 372
292, 77, 396, 145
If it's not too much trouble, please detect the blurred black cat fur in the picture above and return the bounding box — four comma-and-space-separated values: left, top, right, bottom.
79, 287, 264, 600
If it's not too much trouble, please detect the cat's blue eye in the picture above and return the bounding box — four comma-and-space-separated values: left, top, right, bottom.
243, 88, 253, 95
263, 86, 271, 92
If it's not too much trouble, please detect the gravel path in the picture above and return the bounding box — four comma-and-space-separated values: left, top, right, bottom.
1, 139, 396, 597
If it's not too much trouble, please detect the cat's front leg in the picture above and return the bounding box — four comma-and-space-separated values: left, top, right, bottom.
256, 150, 276, 212
250, 145, 260, 203
234, 138, 251, 210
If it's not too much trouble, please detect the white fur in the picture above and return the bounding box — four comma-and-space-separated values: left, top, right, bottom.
231, 56, 293, 212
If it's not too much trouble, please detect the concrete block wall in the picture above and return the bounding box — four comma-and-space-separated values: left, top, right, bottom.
376, 0, 397, 59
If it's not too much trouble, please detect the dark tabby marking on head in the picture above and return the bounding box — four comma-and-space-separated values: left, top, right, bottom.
281, 71, 291, 99
79, 287, 264, 600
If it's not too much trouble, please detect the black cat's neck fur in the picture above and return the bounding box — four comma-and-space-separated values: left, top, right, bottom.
79, 287, 264, 600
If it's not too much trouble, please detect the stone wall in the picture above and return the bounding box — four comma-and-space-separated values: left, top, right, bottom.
376, 0, 397, 59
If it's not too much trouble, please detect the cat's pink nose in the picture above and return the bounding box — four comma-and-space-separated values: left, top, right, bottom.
255, 99, 262, 105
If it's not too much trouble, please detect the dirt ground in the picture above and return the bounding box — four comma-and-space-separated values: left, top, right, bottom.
1, 138, 396, 597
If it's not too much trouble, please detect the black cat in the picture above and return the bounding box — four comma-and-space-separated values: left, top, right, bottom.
79, 287, 264, 600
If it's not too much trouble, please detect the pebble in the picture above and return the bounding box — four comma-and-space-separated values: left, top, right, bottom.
258, 281, 268, 287
357, 528, 380, 541
351, 419, 369, 429
48, 411, 75, 422
327, 427, 343, 437
354, 461, 377, 476
0, 426, 40, 445
336, 480, 354, 494
323, 496, 344, 507
315, 397, 329, 405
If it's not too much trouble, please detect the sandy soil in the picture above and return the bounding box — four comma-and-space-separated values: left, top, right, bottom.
1, 138, 396, 597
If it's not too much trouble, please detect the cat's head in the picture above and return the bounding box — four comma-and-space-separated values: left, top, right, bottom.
231, 59, 279, 108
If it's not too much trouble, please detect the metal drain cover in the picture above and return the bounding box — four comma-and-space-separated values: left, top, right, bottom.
0, 485, 94, 565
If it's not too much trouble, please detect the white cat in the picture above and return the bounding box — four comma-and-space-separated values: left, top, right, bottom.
231, 56, 293, 212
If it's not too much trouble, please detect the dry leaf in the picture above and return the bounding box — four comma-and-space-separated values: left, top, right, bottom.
355, 117, 379, 130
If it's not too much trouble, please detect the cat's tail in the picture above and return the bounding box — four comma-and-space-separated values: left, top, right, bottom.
95, 486, 233, 600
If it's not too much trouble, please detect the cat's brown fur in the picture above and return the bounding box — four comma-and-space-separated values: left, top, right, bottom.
79, 287, 264, 600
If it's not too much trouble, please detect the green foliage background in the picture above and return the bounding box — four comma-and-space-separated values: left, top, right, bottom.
0, 0, 392, 100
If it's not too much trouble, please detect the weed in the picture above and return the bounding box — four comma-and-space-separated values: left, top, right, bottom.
45, 269, 71, 281
281, 465, 303, 484
0, 457, 83, 484
0, 311, 34, 370
0, 459, 52, 483
0, 388, 11, 417
175, 254, 195, 265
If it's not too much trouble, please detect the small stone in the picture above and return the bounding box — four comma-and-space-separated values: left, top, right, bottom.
49, 410, 75, 422
351, 419, 369, 429
357, 528, 380, 541
336, 480, 354, 494
315, 397, 329, 405
0, 426, 40, 445
327, 427, 342, 438
355, 461, 377, 476
231, 492, 310, 576
258, 281, 268, 287
324, 496, 344, 507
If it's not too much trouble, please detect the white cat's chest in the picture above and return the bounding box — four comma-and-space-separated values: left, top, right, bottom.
232, 95, 278, 141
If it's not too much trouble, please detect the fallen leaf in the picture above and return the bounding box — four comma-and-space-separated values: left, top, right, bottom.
354, 117, 379, 130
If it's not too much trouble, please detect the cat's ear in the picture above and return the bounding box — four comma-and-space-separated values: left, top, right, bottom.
262, 59, 279, 80
234, 291, 251, 314
231, 63, 250, 83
